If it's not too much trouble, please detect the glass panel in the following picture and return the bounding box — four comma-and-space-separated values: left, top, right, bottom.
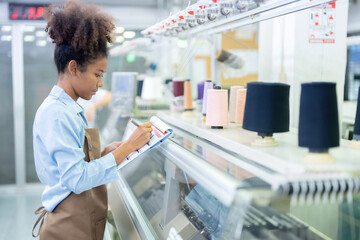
170, 132, 270, 187
118, 121, 268, 239
121, 145, 360, 239
120, 147, 232, 239
117, 121, 360, 239
0, 24, 15, 184
24, 25, 56, 183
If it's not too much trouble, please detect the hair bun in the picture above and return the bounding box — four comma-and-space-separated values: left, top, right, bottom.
44, 0, 115, 57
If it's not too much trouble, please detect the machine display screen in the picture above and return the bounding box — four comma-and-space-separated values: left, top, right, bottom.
9, 3, 48, 20
111, 72, 137, 116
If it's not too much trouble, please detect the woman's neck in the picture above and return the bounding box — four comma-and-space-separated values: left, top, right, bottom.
57, 74, 78, 101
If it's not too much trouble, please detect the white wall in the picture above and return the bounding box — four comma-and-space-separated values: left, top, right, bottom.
259, 0, 349, 129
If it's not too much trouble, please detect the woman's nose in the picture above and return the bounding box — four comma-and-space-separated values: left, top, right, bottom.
98, 79, 104, 87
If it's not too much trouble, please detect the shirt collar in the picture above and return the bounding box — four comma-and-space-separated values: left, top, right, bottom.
49, 85, 84, 114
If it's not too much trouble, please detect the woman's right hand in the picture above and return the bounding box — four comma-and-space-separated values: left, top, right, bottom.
125, 122, 153, 151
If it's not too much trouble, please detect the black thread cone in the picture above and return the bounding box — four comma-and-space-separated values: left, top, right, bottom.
137, 79, 144, 97
298, 82, 339, 149
243, 82, 290, 134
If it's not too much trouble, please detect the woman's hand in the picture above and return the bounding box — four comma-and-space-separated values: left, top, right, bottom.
101, 141, 123, 157
111, 122, 153, 165
125, 122, 153, 152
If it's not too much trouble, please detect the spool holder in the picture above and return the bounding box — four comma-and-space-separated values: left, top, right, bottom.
349, 140, 360, 149
251, 132, 278, 147
181, 110, 196, 118
302, 148, 335, 164
202, 114, 206, 123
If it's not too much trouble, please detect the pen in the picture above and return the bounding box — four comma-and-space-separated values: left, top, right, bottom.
131, 118, 154, 142
130, 118, 140, 127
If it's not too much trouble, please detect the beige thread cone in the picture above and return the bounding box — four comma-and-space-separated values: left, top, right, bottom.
206, 88, 228, 128
235, 88, 247, 125
229, 86, 244, 123
183, 80, 193, 111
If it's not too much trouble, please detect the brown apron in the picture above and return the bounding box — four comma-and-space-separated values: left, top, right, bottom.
32, 128, 108, 240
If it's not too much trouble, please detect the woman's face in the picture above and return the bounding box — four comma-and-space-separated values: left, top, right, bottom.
73, 57, 108, 100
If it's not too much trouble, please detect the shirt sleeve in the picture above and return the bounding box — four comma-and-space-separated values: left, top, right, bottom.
41, 115, 119, 194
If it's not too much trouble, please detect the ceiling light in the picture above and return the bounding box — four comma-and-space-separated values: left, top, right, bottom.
36, 31, 46, 37
24, 35, 35, 42
1, 35, 12, 41
116, 27, 125, 34
126, 54, 136, 63
123, 31, 136, 39
36, 40, 47, 47
115, 36, 124, 43
1, 26, 11, 32
24, 26, 35, 32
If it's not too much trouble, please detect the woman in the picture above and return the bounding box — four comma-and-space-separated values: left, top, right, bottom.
31, 1, 153, 239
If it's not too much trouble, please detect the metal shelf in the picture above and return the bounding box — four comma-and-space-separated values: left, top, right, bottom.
180, 0, 337, 36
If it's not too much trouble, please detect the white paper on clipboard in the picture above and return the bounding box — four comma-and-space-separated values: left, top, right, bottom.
117, 116, 172, 169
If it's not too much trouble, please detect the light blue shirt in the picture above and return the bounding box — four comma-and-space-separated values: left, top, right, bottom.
33, 85, 119, 212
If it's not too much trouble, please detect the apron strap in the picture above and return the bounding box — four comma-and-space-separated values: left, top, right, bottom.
32, 206, 47, 238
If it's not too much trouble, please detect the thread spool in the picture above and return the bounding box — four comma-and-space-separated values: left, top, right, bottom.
181, 79, 195, 117
206, 86, 228, 129
202, 80, 213, 122
350, 87, 360, 149
137, 79, 144, 97
183, 79, 193, 111
197, 81, 205, 100
299, 82, 339, 163
235, 88, 247, 125
243, 82, 290, 146
171, 78, 184, 112
173, 78, 185, 97
229, 86, 244, 123
196, 81, 205, 114
216, 49, 244, 69
141, 77, 162, 100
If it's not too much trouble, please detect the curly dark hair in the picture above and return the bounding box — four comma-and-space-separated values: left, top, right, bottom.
44, 0, 115, 74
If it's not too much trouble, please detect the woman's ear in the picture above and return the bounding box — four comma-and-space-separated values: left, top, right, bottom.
68, 60, 78, 76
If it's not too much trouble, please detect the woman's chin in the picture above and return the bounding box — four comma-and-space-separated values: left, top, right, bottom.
82, 95, 92, 101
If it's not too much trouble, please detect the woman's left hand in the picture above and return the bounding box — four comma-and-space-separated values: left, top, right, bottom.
101, 141, 123, 156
